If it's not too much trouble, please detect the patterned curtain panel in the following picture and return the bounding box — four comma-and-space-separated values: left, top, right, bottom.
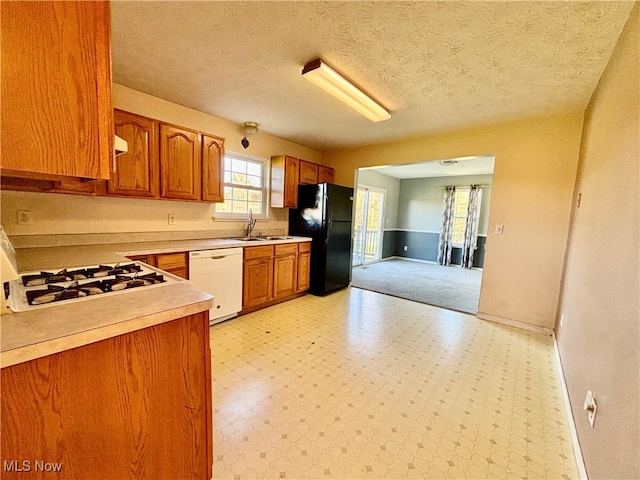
437, 186, 456, 266
461, 185, 482, 268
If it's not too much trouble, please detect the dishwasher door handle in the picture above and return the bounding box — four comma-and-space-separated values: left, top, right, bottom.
210, 256, 227, 260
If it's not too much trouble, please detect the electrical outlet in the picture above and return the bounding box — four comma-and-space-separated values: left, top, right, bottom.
17, 210, 32, 225
168, 214, 177, 225
403, 245, 408, 251
495, 224, 504, 235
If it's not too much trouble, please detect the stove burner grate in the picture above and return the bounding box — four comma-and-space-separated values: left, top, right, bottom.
22, 263, 142, 286
25, 272, 165, 305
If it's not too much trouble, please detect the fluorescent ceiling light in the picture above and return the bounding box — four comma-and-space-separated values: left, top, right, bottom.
302, 59, 391, 122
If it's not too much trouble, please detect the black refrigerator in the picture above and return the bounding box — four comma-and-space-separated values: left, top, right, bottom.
289, 183, 354, 295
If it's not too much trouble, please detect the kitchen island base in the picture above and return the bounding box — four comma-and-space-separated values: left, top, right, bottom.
1, 311, 212, 480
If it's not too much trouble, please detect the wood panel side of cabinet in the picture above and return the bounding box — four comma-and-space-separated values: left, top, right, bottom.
1, 1, 112, 180
109, 110, 159, 197
159, 124, 202, 201
201, 135, 225, 202
299, 160, 319, 184
0, 312, 212, 480
317, 165, 335, 184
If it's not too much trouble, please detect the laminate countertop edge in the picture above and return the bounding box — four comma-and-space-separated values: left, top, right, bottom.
1, 282, 213, 368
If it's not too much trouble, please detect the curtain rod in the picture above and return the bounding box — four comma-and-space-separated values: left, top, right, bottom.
436, 184, 491, 189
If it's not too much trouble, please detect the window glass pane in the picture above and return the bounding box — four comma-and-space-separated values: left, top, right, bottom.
248, 190, 262, 202
217, 200, 232, 212
247, 162, 262, 176
232, 188, 247, 200
216, 155, 267, 218
247, 175, 261, 187
452, 218, 466, 244
248, 202, 262, 214
231, 158, 246, 174
454, 191, 469, 217
232, 200, 248, 213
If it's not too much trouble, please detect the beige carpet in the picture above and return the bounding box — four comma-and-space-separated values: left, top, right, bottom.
351, 258, 482, 314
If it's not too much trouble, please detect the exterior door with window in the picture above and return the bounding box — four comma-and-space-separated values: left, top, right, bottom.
352, 186, 385, 266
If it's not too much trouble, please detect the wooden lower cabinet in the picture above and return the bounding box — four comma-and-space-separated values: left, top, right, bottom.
126, 252, 189, 280
297, 242, 311, 292
243, 256, 273, 308
0, 312, 213, 480
154, 252, 189, 279
273, 244, 298, 298
242, 242, 311, 313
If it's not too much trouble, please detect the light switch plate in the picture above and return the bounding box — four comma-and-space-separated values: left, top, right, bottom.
495, 224, 504, 235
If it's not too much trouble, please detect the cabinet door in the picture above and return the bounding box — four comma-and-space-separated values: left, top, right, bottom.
283, 156, 300, 207
318, 166, 335, 184
160, 124, 202, 201
273, 254, 297, 298
201, 134, 225, 202
155, 252, 189, 279
299, 160, 319, 184
297, 252, 311, 292
243, 258, 272, 308
109, 110, 159, 197
271, 155, 299, 208
1, 1, 113, 180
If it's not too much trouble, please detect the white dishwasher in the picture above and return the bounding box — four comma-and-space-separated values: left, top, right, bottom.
189, 248, 243, 325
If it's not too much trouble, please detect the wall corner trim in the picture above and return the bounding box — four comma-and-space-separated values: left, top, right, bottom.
553, 334, 588, 480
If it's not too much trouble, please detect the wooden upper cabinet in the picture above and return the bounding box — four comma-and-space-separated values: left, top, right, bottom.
299, 160, 319, 184
201, 135, 225, 203
109, 110, 159, 197
318, 165, 335, 184
0, 1, 113, 180
271, 155, 299, 208
159, 124, 202, 201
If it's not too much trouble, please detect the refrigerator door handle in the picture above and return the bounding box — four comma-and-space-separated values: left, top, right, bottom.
324, 194, 332, 247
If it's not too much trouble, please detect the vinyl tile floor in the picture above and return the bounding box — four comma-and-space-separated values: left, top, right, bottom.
210, 288, 578, 479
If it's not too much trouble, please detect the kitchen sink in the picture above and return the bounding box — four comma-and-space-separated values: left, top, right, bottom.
230, 237, 267, 241
229, 236, 294, 242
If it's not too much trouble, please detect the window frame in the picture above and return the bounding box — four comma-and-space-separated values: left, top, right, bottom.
213, 151, 270, 220
451, 187, 482, 247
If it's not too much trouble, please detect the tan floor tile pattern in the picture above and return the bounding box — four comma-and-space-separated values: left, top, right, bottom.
210, 288, 578, 479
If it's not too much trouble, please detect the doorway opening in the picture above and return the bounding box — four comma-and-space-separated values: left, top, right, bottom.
350, 155, 495, 315
352, 185, 385, 267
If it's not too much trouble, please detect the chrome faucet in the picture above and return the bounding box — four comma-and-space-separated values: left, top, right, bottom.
246, 209, 257, 237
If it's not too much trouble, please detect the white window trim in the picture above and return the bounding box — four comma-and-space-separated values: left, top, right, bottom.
213, 151, 270, 221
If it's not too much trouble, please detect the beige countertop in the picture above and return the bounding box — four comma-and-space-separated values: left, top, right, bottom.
2, 236, 312, 367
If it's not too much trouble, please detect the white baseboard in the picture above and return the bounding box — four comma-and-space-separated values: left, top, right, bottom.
476, 312, 553, 335
553, 333, 588, 479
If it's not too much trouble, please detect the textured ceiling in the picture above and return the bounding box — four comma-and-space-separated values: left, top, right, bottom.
111, 1, 633, 152
367, 155, 495, 179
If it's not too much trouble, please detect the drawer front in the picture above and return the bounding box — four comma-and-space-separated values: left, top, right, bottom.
155, 252, 187, 270
244, 245, 274, 260
298, 242, 311, 254
274, 243, 298, 256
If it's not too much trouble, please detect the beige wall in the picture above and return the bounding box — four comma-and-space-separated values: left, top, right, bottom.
1, 84, 322, 238
556, 6, 639, 479
324, 112, 584, 330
